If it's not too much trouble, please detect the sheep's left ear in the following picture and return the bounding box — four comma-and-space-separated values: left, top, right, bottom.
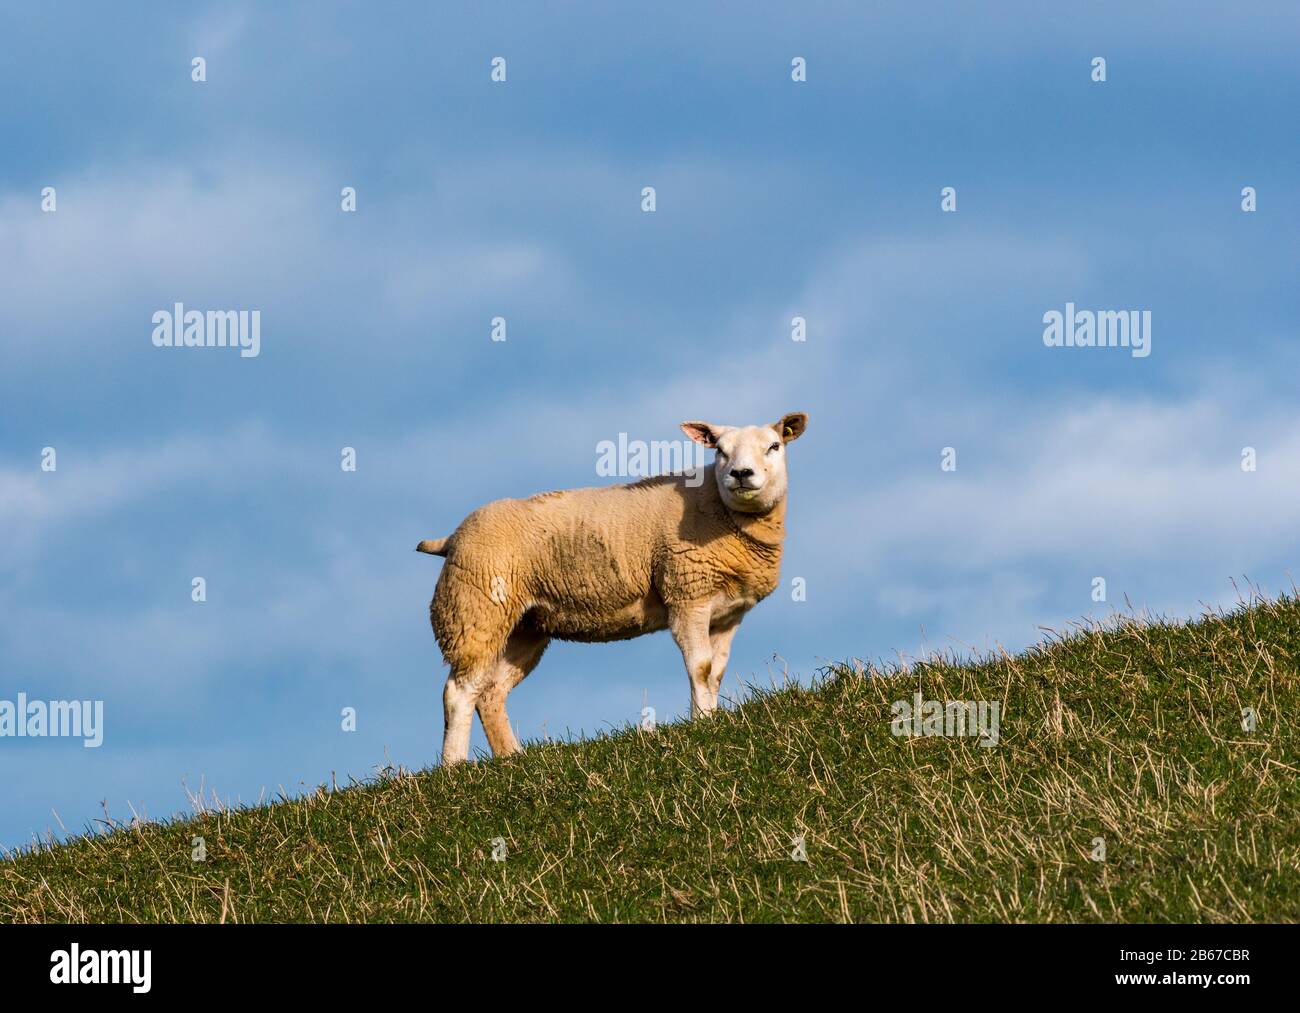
774, 412, 808, 443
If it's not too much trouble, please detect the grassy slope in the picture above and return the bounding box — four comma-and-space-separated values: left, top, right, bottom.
3, 598, 1298, 923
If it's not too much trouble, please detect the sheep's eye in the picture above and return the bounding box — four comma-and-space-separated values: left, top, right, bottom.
767, 442, 781, 453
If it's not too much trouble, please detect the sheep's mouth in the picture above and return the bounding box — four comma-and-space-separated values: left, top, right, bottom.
727, 482, 763, 495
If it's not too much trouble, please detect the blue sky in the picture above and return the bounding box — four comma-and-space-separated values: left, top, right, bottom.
2, 1, 1298, 850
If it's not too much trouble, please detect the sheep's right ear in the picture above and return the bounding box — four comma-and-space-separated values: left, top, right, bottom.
681, 421, 725, 447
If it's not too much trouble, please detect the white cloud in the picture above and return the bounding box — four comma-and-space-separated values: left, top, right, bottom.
840, 396, 1300, 570
0, 153, 584, 366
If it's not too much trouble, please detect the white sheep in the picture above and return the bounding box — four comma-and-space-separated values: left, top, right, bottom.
416, 412, 807, 764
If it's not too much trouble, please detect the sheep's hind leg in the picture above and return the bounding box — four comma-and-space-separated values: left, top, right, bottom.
442, 668, 484, 765
477, 630, 550, 757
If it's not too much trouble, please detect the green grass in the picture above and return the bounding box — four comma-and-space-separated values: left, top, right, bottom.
3, 596, 1298, 923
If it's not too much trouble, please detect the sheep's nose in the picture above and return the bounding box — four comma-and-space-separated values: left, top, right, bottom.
731, 467, 754, 479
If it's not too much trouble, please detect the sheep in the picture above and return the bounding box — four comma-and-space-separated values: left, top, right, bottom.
416, 412, 808, 765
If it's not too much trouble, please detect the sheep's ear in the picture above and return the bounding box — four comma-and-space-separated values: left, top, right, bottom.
775, 412, 808, 443
681, 421, 728, 447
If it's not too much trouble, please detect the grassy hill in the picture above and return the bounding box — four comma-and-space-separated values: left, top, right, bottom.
3, 596, 1298, 923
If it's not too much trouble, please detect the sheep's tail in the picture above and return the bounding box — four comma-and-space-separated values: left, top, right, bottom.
415, 537, 450, 557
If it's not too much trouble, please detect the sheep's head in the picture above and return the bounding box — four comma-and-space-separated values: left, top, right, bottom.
681, 412, 807, 514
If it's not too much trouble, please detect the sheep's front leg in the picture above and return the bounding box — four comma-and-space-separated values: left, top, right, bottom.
707, 621, 740, 710
670, 605, 716, 719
